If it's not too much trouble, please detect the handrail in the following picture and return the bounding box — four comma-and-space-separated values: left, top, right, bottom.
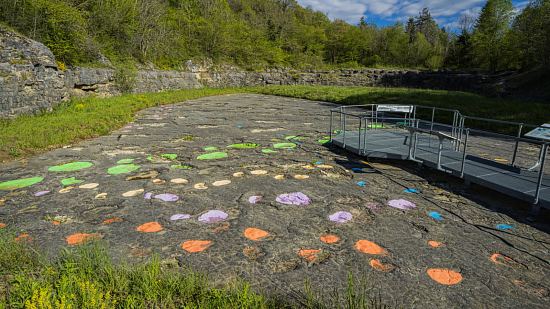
331, 104, 539, 132
328, 104, 549, 209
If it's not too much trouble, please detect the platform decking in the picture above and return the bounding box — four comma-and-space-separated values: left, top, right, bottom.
329, 105, 550, 213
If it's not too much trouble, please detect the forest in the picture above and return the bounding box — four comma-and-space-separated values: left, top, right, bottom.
0, 0, 548, 72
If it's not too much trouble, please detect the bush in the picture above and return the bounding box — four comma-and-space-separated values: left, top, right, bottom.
114, 64, 137, 94
0, 0, 96, 65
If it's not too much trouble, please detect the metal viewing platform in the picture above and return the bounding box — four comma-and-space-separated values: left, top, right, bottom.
329, 104, 550, 214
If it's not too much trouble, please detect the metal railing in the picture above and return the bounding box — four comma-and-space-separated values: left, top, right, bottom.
329, 104, 549, 207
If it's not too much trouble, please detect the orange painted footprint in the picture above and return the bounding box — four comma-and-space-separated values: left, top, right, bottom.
369, 259, 396, 272
427, 268, 463, 285
15, 233, 32, 242
244, 228, 270, 241
103, 217, 124, 225
355, 240, 387, 255
320, 234, 340, 244
428, 240, 444, 248
66, 233, 101, 245
136, 222, 163, 233
181, 240, 212, 253
298, 249, 321, 262
490, 253, 524, 268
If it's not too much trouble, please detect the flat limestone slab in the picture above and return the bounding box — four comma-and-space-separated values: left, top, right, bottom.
0, 94, 549, 307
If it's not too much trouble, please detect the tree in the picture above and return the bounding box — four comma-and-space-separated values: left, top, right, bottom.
471, 0, 514, 71
507, 0, 550, 70
406, 17, 416, 43
415, 8, 439, 45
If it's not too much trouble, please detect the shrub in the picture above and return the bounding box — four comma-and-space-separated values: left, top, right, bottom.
114, 64, 137, 94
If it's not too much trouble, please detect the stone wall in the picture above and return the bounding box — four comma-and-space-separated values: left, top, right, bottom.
0, 28, 70, 117
200, 67, 490, 93
0, 28, 205, 117
0, 27, 501, 118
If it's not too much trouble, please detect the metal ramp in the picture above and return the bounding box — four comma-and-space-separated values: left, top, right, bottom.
329, 105, 550, 213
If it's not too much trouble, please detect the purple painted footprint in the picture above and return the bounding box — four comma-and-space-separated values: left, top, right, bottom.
328, 211, 353, 223
34, 190, 50, 197
388, 199, 416, 210
170, 214, 191, 221
276, 192, 311, 206
198, 210, 228, 223
153, 193, 179, 202
248, 196, 262, 204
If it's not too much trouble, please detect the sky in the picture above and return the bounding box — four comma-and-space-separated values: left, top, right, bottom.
295, 0, 530, 30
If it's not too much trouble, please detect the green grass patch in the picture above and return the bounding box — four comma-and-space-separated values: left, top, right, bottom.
0, 88, 243, 161
2, 85, 547, 161
251, 85, 550, 133
227, 143, 260, 149
0, 231, 280, 308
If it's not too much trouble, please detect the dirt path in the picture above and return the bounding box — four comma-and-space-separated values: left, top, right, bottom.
1, 94, 548, 308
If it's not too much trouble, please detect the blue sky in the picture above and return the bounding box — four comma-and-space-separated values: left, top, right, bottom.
296, 0, 530, 29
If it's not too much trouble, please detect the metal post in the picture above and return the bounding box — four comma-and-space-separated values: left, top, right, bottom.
437, 137, 443, 170
457, 115, 464, 151
329, 111, 333, 141
375, 105, 378, 130
430, 107, 435, 131
460, 129, 469, 178
533, 143, 547, 206
511, 124, 523, 166
412, 106, 417, 128
363, 117, 368, 151
451, 112, 456, 151
358, 117, 362, 155
452, 112, 457, 141
339, 107, 343, 133
413, 131, 419, 159
342, 113, 347, 148
408, 130, 414, 159
461, 117, 465, 145
452, 112, 459, 151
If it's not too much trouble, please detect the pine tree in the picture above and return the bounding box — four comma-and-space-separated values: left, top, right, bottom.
471, 0, 514, 71
359, 16, 368, 29
508, 0, 550, 69
406, 17, 416, 43
415, 8, 439, 45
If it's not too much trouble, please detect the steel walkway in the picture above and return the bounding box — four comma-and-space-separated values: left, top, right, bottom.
329, 105, 549, 214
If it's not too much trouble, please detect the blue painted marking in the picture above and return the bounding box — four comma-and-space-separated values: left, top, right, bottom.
356, 181, 367, 187
352, 167, 363, 172
315, 161, 323, 165
496, 224, 514, 230
404, 188, 419, 193
428, 211, 443, 221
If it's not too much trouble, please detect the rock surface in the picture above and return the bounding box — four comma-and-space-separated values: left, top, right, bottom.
0, 94, 548, 307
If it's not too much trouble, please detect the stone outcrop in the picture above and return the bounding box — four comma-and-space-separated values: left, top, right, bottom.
199, 67, 490, 93
0, 27, 523, 118
0, 27, 69, 117
135, 70, 202, 93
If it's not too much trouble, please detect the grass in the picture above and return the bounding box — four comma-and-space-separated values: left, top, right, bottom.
1, 85, 548, 161
251, 86, 550, 129
0, 231, 280, 308
0, 88, 243, 161
0, 231, 384, 308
